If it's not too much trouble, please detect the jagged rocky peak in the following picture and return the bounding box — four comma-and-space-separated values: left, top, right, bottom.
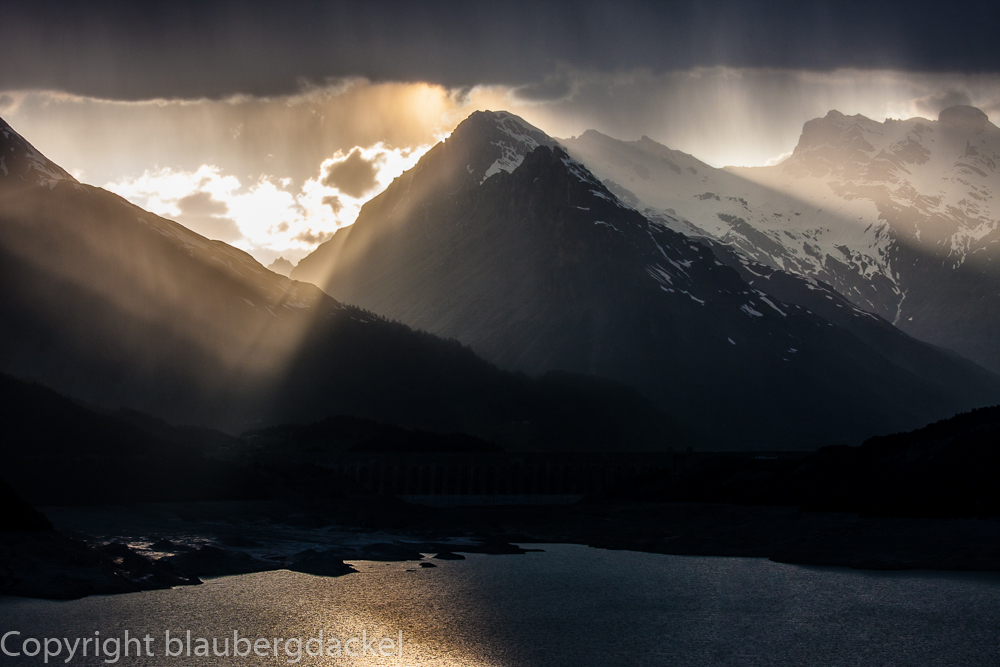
798, 109, 882, 143
0, 116, 77, 188
786, 106, 998, 177
447, 110, 559, 184
783, 110, 883, 178
938, 105, 994, 132
267, 256, 295, 277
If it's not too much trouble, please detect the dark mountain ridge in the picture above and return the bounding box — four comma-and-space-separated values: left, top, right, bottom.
624, 403, 1000, 519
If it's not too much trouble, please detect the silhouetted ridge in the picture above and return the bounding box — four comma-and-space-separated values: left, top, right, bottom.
620, 404, 1000, 518
0, 373, 263, 506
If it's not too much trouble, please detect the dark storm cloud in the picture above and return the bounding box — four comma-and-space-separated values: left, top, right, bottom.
514, 70, 577, 103
321, 149, 380, 198
1, 0, 997, 100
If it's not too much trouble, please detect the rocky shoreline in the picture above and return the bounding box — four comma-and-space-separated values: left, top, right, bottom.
4, 498, 999, 601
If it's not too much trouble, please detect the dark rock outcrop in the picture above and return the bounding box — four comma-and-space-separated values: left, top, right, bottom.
161, 545, 278, 578
286, 549, 356, 577
0, 532, 197, 600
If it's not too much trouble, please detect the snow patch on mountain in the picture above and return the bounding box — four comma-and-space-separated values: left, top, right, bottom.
480, 111, 552, 183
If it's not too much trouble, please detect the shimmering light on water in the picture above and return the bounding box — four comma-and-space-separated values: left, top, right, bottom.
2, 545, 999, 666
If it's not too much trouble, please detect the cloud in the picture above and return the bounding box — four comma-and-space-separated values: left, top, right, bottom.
104, 166, 244, 243
982, 98, 1000, 118
764, 150, 793, 167
178, 213, 243, 243
912, 89, 974, 118
101, 141, 430, 263
321, 149, 380, 198
11, 68, 1000, 209
506, 67, 1000, 167
0, 93, 18, 115
512, 69, 577, 103
0, 82, 452, 188
321, 195, 343, 213
177, 190, 229, 216
294, 229, 336, 245
3, 1, 1000, 102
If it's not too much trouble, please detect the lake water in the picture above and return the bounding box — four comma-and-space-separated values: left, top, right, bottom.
2, 544, 999, 666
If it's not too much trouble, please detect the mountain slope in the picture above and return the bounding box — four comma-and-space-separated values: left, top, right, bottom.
0, 115, 673, 451
293, 111, 1000, 448
562, 106, 1000, 373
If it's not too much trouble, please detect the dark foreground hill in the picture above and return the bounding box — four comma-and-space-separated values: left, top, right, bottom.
0, 373, 262, 506
0, 478, 51, 531
620, 404, 1000, 518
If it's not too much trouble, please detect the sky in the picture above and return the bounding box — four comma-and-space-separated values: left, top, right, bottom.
2, 0, 998, 265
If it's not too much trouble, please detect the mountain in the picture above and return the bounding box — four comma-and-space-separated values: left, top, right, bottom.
562, 106, 1000, 374
0, 115, 673, 451
292, 110, 1000, 448
267, 256, 295, 276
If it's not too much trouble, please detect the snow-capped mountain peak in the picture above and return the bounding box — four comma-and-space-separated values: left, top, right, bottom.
562, 106, 1000, 374
448, 110, 560, 184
